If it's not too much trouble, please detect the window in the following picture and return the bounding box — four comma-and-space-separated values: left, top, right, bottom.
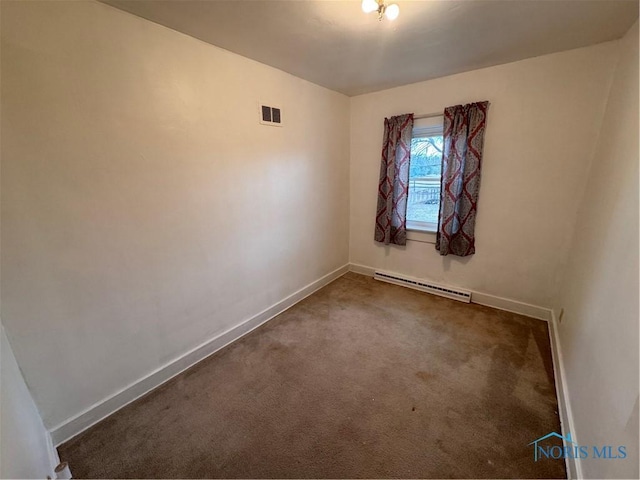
406, 116, 443, 233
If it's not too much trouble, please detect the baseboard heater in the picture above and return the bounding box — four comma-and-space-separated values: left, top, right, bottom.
374, 270, 472, 303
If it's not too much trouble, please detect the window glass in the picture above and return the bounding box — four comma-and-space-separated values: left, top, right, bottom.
407, 126, 443, 230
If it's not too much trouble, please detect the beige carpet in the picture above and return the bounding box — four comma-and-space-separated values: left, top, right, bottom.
58, 272, 566, 479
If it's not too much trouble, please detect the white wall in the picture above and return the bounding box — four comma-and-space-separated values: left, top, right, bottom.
349, 43, 619, 308
555, 21, 639, 480
1, 324, 58, 479
0, 0, 349, 432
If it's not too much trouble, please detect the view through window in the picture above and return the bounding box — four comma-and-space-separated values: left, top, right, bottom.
407, 121, 443, 231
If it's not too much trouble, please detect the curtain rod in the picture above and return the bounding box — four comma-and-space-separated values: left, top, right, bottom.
414, 102, 491, 119
413, 112, 443, 120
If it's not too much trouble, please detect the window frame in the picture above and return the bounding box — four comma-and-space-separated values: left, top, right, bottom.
406, 116, 444, 235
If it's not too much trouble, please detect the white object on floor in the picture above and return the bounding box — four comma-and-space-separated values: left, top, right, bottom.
55, 462, 72, 480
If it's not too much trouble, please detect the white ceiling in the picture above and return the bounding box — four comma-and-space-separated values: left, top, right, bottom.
102, 0, 639, 96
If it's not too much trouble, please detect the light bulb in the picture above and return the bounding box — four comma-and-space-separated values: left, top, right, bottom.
384, 3, 399, 20
362, 0, 379, 14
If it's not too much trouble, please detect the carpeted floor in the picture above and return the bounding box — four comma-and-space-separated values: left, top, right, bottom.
58, 272, 566, 479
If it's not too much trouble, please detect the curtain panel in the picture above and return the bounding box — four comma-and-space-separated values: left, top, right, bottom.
374, 113, 414, 246
436, 101, 489, 256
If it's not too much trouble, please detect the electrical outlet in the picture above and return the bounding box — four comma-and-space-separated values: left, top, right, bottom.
558, 308, 564, 323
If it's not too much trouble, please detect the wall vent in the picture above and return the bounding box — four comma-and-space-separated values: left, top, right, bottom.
374, 270, 471, 303
259, 103, 283, 127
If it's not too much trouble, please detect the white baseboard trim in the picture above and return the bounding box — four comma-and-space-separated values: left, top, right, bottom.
549, 309, 582, 480
50, 264, 350, 446
348, 263, 551, 321
349, 263, 376, 277
471, 291, 551, 321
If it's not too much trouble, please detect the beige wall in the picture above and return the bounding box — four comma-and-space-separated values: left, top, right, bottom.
0, 0, 349, 430
349, 43, 618, 308
555, 21, 639, 480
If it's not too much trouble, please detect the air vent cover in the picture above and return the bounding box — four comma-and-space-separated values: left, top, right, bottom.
259, 103, 283, 127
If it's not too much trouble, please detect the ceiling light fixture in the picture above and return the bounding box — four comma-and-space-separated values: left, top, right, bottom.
362, 0, 400, 21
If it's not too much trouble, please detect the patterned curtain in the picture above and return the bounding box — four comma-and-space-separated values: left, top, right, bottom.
374, 114, 414, 246
436, 102, 489, 256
